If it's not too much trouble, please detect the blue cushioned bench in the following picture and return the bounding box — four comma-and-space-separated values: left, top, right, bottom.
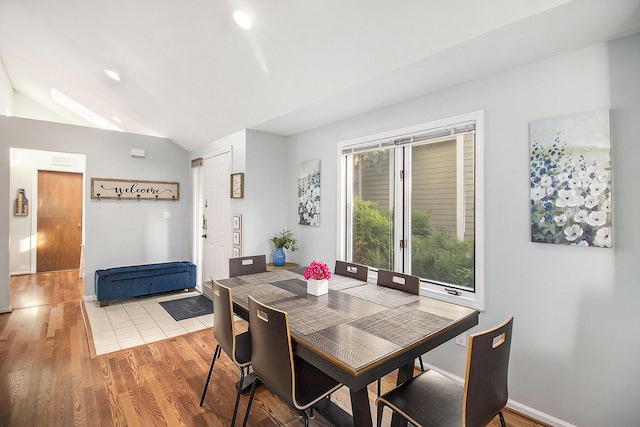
95, 261, 197, 307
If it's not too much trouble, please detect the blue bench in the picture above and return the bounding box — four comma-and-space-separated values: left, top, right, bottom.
95, 261, 197, 307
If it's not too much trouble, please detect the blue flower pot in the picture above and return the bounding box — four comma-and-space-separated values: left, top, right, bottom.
273, 248, 286, 266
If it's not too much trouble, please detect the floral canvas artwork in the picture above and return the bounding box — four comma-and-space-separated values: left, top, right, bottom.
530, 109, 611, 247
298, 160, 320, 226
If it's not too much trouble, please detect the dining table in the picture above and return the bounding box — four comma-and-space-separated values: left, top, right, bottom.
217, 268, 479, 427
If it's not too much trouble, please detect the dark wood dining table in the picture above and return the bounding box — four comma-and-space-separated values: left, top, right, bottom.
217, 268, 479, 427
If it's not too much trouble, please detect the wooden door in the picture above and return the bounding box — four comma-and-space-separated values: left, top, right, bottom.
37, 171, 83, 272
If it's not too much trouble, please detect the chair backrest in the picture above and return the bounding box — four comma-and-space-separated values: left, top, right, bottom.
376, 269, 420, 295
334, 260, 368, 282
212, 280, 240, 363
247, 296, 296, 406
463, 316, 514, 427
229, 255, 267, 277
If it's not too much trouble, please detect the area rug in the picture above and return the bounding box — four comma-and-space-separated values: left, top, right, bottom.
160, 295, 213, 321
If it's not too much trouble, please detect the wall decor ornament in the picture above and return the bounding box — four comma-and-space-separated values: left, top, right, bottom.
232, 214, 242, 257
298, 159, 320, 226
230, 173, 244, 198
91, 178, 179, 201
529, 109, 612, 248
14, 188, 28, 216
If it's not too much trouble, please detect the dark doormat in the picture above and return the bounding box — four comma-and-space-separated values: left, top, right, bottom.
159, 295, 213, 321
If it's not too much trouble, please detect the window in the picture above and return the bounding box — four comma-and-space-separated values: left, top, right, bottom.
338, 111, 484, 310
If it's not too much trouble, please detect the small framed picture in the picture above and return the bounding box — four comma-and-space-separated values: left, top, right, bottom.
233, 214, 241, 230
233, 247, 241, 258
230, 173, 244, 198
233, 231, 240, 245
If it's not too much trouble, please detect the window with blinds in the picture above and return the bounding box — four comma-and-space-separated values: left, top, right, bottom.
338, 112, 484, 310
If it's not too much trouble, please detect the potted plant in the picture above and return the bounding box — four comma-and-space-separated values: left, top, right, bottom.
270, 229, 297, 266
304, 260, 332, 295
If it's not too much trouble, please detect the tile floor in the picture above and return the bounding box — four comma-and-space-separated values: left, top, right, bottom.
84, 290, 213, 356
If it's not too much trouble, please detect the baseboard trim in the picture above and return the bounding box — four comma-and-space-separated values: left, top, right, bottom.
0, 306, 14, 313
421, 362, 575, 427
83, 295, 96, 302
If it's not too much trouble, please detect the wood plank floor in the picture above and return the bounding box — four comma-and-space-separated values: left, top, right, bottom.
1, 271, 548, 426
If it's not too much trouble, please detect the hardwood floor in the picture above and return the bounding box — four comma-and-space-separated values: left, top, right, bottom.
1, 271, 547, 426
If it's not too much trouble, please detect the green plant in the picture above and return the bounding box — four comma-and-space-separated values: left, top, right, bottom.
351, 197, 474, 288
270, 229, 298, 251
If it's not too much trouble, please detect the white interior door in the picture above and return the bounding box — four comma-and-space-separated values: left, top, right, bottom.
202, 151, 232, 281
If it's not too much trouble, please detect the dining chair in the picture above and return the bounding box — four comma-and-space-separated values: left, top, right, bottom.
375, 269, 423, 395
199, 281, 252, 427
376, 316, 514, 427
334, 260, 369, 281
242, 296, 343, 427
229, 254, 267, 277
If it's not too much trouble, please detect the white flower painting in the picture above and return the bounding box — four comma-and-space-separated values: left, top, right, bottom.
530, 109, 612, 248
298, 160, 320, 226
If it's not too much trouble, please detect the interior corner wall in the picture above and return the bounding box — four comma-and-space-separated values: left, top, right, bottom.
1, 116, 191, 299
244, 130, 288, 263
284, 34, 640, 427
189, 129, 288, 266
0, 59, 13, 116
12, 91, 72, 125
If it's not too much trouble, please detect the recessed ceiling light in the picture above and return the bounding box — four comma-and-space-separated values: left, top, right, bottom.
104, 68, 121, 82
233, 11, 253, 30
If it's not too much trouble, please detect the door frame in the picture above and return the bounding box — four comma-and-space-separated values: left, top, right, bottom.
192, 147, 232, 290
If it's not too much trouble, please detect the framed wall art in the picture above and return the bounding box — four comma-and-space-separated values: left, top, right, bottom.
230, 173, 244, 198
232, 214, 242, 257
91, 178, 179, 201
298, 160, 321, 226
529, 108, 611, 248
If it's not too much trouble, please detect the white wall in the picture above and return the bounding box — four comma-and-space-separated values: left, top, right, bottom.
284, 35, 640, 426
12, 91, 72, 125
0, 116, 192, 301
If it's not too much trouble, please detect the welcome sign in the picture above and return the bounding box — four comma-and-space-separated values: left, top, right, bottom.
91, 178, 179, 201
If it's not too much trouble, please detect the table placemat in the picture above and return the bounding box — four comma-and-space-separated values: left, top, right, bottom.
236, 269, 300, 284
231, 283, 298, 306
272, 299, 355, 335
348, 305, 453, 347
339, 283, 421, 308
303, 323, 401, 371
328, 275, 367, 291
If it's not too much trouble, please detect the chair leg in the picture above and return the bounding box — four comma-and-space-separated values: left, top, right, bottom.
418, 355, 424, 371
376, 402, 384, 427
200, 344, 222, 407
499, 411, 506, 427
241, 379, 259, 427
377, 378, 382, 396
300, 410, 310, 427
230, 367, 245, 427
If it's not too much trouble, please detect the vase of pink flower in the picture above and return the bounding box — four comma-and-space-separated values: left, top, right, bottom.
304, 260, 332, 296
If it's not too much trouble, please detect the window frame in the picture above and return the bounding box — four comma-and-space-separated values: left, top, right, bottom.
336, 111, 485, 310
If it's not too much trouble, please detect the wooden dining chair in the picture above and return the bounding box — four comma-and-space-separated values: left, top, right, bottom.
376, 316, 514, 427
334, 260, 369, 281
200, 281, 252, 427
242, 296, 343, 427
229, 254, 267, 277
375, 269, 423, 395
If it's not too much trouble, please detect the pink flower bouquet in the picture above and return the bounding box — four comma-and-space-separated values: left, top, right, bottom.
304, 260, 332, 281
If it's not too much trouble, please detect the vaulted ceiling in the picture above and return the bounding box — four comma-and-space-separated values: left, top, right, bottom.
1, 0, 639, 151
